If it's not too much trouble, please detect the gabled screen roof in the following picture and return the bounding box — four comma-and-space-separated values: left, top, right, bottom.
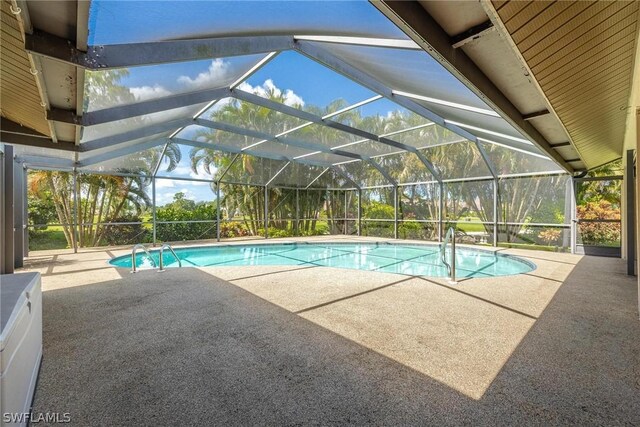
15, 1, 566, 186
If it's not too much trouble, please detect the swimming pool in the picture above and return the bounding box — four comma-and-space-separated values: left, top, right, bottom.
110, 242, 535, 278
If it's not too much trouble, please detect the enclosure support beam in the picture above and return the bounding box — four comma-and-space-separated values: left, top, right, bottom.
13, 161, 25, 268
264, 186, 269, 239
153, 143, 170, 177
232, 88, 442, 180
394, 185, 399, 239
216, 184, 221, 242
23, 167, 29, 258
25, 30, 294, 70
570, 178, 577, 254
476, 141, 498, 179
493, 178, 499, 247
625, 149, 635, 275
218, 153, 242, 183
2, 145, 14, 274
79, 138, 169, 169
215, 153, 242, 242
357, 189, 362, 236
265, 161, 291, 187
72, 169, 79, 254
306, 168, 330, 189
295, 188, 300, 236
367, 159, 397, 187
152, 178, 157, 246
344, 191, 348, 235
562, 178, 573, 250
438, 181, 444, 242
370, 1, 574, 173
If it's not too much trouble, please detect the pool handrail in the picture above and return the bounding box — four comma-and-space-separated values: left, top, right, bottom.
131, 244, 157, 273
158, 243, 182, 272
440, 227, 456, 284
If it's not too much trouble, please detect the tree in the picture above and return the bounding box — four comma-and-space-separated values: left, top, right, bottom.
29, 69, 182, 248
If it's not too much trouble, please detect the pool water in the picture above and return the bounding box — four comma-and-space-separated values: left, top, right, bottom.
110, 242, 535, 278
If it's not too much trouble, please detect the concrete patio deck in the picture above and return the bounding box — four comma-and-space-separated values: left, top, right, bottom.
21, 237, 640, 425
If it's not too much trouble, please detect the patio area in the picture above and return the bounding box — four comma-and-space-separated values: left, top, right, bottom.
2, 1, 640, 425
23, 237, 640, 425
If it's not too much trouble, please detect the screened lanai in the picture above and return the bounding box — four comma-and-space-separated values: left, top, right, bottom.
3, 1, 639, 425
5, 0, 575, 254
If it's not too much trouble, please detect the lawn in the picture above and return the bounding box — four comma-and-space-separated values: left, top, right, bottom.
452, 217, 487, 233
29, 229, 69, 251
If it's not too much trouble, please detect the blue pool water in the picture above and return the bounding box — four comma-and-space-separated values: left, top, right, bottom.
110, 242, 535, 278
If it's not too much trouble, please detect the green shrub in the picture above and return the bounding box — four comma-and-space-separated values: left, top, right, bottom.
156, 199, 217, 242
398, 220, 433, 240
576, 200, 620, 246
102, 216, 151, 246
219, 221, 250, 238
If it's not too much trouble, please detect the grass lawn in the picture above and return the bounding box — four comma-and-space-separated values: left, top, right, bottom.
29, 229, 69, 251
453, 217, 486, 233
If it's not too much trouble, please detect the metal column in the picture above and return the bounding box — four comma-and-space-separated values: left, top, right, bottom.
295, 188, 299, 236
562, 178, 573, 250
0, 148, 4, 273
264, 185, 269, 239
438, 181, 444, 242
2, 145, 14, 274
23, 167, 28, 258
626, 149, 636, 275
357, 189, 362, 236
72, 170, 79, 253
13, 160, 24, 268
216, 183, 221, 242
493, 178, 498, 247
393, 185, 399, 239
152, 178, 157, 246
570, 178, 577, 254
344, 191, 348, 235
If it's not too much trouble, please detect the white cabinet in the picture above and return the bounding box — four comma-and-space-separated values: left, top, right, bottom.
0, 273, 42, 427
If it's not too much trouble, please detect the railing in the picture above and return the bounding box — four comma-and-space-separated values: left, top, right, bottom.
131, 244, 157, 273
440, 227, 456, 284
158, 243, 182, 272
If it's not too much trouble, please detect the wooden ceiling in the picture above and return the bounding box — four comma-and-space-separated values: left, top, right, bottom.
492, 0, 640, 169
1, 0, 50, 136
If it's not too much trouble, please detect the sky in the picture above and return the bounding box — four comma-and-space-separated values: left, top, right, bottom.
88, 1, 407, 45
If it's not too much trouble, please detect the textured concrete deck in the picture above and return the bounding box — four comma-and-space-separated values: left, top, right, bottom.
22, 236, 640, 425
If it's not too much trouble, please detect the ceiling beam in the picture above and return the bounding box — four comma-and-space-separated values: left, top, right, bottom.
522, 110, 551, 121
366, 158, 398, 186
293, 35, 419, 50
549, 142, 571, 148
370, 0, 574, 173
171, 137, 334, 169
232, 87, 442, 180
49, 86, 231, 126
25, 30, 294, 70
14, 155, 75, 169
0, 118, 76, 151
331, 166, 362, 190
78, 138, 169, 168
79, 118, 192, 152
451, 20, 494, 49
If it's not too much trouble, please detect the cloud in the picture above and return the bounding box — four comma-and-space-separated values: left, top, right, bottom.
177, 58, 231, 91
155, 178, 175, 188
237, 79, 304, 107
155, 163, 214, 187
129, 85, 172, 102
126, 58, 233, 107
